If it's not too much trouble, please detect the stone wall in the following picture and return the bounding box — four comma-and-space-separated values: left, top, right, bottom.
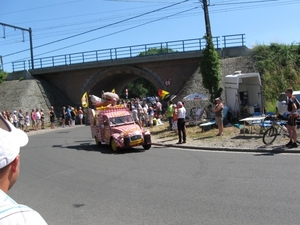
0, 80, 49, 114
176, 56, 255, 114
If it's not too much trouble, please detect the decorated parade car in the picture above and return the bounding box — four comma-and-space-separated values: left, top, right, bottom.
88, 106, 151, 151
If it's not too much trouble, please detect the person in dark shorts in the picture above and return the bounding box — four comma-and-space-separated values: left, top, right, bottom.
285, 88, 299, 148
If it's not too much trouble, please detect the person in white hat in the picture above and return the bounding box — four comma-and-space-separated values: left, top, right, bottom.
0, 114, 48, 224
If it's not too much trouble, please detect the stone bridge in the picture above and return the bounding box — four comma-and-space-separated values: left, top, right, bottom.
8, 35, 250, 104
9, 46, 250, 108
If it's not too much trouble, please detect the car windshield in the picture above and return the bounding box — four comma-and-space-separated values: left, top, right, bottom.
109, 115, 134, 126
295, 94, 300, 102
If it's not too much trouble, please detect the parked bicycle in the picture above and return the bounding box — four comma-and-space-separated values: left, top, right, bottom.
262, 115, 300, 145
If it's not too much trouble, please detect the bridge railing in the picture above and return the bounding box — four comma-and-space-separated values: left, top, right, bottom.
12, 34, 245, 71
223, 34, 245, 48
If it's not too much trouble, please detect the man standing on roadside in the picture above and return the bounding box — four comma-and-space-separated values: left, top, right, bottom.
0, 114, 48, 224
285, 88, 299, 148
212, 97, 224, 136
176, 101, 186, 144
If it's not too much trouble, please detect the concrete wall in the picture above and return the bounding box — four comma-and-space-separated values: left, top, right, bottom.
6, 70, 34, 81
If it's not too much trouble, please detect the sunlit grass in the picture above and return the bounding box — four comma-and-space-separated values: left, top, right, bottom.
148, 120, 241, 140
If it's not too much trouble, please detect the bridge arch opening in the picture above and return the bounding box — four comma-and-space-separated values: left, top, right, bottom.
86, 66, 163, 99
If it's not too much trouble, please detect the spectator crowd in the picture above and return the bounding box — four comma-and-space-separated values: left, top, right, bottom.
0, 96, 168, 132
1, 105, 85, 132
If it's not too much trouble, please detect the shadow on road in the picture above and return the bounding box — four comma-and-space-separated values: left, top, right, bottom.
54, 140, 153, 155
253, 146, 286, 156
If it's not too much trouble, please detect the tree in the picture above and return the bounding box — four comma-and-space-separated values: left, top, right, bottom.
252, 43, 300, 110
0, 70, 7, 84
138, 47, 176, 57
120, 47, 176, 99
121, 78, 157, 99
199, 36, 222, 103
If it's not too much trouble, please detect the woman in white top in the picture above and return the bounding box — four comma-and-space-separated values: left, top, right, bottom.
176, 101, 186, 144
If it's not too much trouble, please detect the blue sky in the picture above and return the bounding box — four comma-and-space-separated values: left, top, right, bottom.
1, 0, 300, 72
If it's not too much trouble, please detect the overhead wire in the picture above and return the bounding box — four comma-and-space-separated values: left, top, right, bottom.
2, 0, 300, 63
2, 0, 189, 57
0, 0, 289, 43
32, 6, 200, 57
1, 1, 187, 43
1, 0, 83, 16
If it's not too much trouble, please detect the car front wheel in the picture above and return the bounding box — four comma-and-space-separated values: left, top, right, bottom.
95, 137, 101, 146
110, 138, 118, 151
143, 144, 151, 150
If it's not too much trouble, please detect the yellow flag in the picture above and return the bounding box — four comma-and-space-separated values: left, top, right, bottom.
158, 89, 169, 99
111, 89, 115, 93
81, 92, 89, 108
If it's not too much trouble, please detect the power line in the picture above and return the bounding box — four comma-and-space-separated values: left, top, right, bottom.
2, 0, 188, 57
213, 0, 278, 6
1, 0, 292, 42
33, 6, 200, 57
2, 0, 299, 62
1, 0, 83, 16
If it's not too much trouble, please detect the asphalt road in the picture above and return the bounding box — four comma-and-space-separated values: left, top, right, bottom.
10, 126, 300, 225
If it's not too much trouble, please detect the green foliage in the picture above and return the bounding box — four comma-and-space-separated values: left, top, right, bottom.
138, 47, 176, 56
0, 70, 7, 84
252, 43, 300, 111
199, 36, 222, 103
121, 47, 176, 99
121, 78, 157, 99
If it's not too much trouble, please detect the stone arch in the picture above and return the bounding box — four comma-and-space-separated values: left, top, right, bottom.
83, 66, 165, 96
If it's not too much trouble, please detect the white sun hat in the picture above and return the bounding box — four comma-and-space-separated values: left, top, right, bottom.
0, 114, 28, 169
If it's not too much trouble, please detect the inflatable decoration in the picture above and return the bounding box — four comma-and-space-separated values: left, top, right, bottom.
90, 92, 120, 107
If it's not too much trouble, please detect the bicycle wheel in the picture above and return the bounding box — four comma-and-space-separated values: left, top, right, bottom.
263, 127, 278, 145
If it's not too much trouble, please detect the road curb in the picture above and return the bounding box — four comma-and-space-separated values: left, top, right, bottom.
151, 142, 300, 154
25, 126, 300, 154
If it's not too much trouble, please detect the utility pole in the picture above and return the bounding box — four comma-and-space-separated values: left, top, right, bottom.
0, 22, 34, 69
201, 0, 212, 38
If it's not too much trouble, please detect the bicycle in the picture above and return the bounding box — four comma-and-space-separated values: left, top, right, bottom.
262, 115, 300, 145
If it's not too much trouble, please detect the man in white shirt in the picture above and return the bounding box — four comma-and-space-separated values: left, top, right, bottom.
176, 101, 187, 144
0, 113, 48, 224
131, 106, 140, 127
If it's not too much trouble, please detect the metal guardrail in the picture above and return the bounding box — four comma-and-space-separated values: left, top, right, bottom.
12, 34, 245, 72
223, 34, 245, 48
